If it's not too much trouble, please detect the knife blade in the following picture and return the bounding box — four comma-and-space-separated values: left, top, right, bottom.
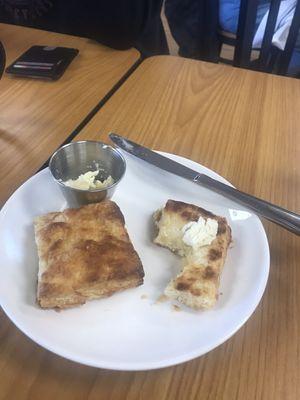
109, 133, 201, 182
109, 133, 300, 235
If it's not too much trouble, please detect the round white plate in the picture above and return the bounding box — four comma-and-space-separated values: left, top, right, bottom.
0, 151, 269, 371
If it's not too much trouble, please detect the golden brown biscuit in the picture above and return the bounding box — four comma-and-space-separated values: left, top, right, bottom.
34, 201, 144, 309
154, 200, 231, 309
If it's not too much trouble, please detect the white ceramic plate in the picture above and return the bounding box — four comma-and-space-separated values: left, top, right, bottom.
0, 151, 269, 371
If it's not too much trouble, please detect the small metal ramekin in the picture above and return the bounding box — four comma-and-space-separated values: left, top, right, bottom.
49, 140, 126, 207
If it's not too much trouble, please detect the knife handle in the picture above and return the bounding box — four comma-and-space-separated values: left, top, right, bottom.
195, 175, 300, 235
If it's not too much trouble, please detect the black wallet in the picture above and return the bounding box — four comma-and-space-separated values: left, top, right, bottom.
5, 45, 79, 80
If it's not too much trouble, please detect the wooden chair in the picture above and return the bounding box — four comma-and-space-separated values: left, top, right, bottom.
218, 0, 300, 75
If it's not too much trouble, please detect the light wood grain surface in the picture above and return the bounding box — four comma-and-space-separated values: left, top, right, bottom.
1, 55, 300, 400
0, 23, 140, 204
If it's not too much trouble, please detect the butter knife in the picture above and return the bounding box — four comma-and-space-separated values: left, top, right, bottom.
109, 133, 300, 235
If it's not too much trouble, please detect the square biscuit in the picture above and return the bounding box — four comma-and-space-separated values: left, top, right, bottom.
34, 201, 144, 309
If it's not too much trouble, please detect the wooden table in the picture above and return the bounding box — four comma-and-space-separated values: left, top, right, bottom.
1, 56, 299, 399
0, 23, 140, 204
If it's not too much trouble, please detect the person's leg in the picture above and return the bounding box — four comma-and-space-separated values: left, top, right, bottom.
165, 0, 200, 58
165, 0, 220, 61
135, 13, 169, 57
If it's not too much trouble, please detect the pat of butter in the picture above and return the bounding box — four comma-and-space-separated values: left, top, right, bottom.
64, 170, 114, 190
182, 217, 218, 248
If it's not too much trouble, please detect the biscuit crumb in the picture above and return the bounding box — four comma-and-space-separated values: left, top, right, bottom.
172, 304, 181, 312
155, 294, 168, 303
